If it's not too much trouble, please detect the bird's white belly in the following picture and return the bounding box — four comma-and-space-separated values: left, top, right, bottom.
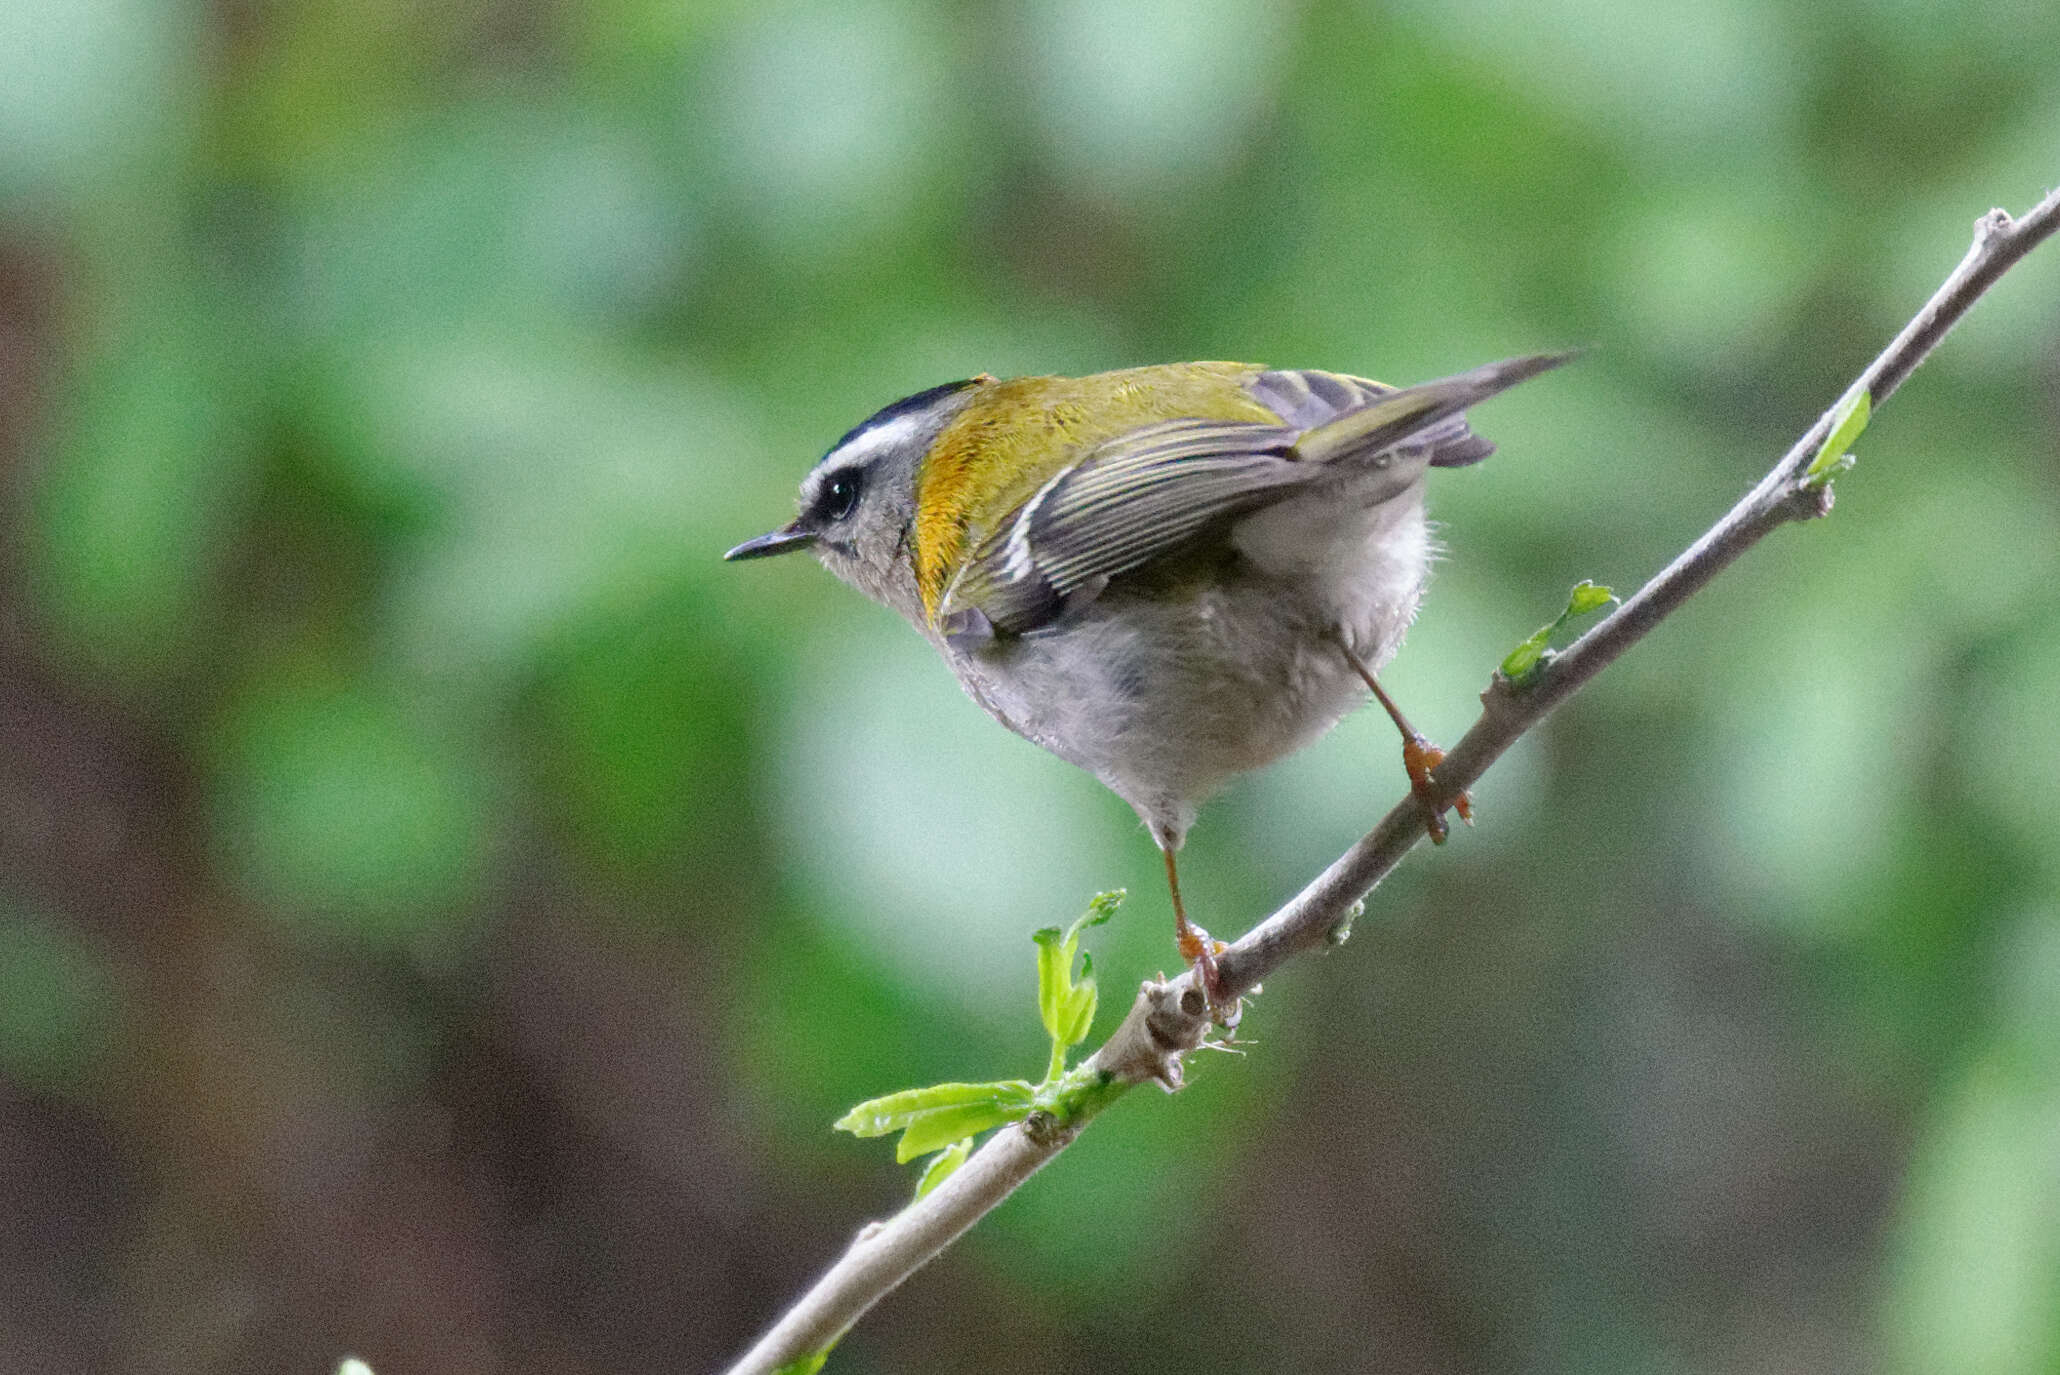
949, 488, 1431, 845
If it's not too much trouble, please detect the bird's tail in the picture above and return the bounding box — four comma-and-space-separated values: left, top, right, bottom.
1291, 351, 1578, 468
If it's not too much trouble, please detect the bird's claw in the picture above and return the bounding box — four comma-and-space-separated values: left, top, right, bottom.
1402, 734, 1471, 845
1175, 918, 1242, 1032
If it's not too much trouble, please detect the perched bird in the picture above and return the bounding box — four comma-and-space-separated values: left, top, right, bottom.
727, 354, 1569, 1016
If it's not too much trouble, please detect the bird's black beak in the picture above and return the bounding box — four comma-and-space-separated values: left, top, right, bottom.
724, 523, 817, 561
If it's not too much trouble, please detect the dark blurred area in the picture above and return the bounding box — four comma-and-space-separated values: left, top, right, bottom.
2, 2, 2057, 1372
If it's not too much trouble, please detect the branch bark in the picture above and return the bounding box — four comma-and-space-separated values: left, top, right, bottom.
723, 188, 2060, 1375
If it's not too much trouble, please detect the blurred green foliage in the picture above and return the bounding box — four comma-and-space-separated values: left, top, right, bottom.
0, 0, 2056, 1371
0, 899, 117, 1096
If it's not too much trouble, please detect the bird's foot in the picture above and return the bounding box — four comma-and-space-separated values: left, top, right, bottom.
1330, 635, 1473, 845
1401, 734, 1472, 845
1175, 916, 1242, 1032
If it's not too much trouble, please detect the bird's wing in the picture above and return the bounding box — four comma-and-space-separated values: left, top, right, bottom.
939, 416, 1306, 636
939, 352, 1574, 640
1287, 353, 1572, 466
1247, 368, 1494, 468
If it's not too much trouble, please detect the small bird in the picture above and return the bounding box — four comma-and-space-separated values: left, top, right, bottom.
727, 354, 1569, 1016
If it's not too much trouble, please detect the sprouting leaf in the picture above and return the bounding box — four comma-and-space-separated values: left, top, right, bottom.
1501, 580, 1619, 684
893, 1102, 1028, 1162
1500, 626, 1554, 682
834, 1080, 1036, 1131
834, 1079, 1036, 1161
1034, 890, 1122, 1054
1805, 386, 1870, 488
1082, 889, 1123, 926
1057, 980, 1096, 1050
914, 1139, 973, 1199
1566, 580, 1616, 615
773, 1352, 830, 1375
1033, 925, 1068, 1043
836, 892, 1126, 1178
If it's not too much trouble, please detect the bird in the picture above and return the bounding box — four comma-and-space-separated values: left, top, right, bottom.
726, 353, 1570, 1018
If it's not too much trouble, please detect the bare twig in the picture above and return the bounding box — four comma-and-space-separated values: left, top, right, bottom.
722, 188, 2060, 1375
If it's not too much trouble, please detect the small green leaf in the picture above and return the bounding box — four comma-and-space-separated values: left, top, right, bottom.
1033, 925, 1068, 1044
773, 1352, 830, 1375
1500, 581, 1619, 685
1058, 980, 1098, 1050
1499, 626, 1554, 682
894, 1102, 1026, 1162
1566, 580, 1615, 615
1033, 891, 1122, 1052
837, 893, 1129, 1175
1081, 889, 1123, 928
1806, 386, 1870, 487
914, 1139, 973, 1199
834, 1080, 1035, 1139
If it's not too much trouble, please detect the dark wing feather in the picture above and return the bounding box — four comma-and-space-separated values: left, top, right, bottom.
941, 417, 1307, 635
1245, 368, 1391, 428
1287, 353, 1573, 467
1248, 368, 1493, 467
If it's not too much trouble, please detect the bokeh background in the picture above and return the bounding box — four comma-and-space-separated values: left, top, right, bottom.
3, 1, 2057, 1372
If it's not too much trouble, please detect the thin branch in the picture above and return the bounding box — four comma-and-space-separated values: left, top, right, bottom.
722, 188, 2060, 1375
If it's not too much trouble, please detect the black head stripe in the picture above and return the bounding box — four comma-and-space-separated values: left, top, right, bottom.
825, 377, 984, 458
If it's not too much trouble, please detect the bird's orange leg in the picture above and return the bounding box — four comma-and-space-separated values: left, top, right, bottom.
1164, 846, 1237, 1028
1335, 638, 1472, 844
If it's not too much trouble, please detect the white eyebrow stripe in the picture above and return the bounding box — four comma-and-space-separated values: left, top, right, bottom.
822, 410, 927, 470
803, 409, 928, 508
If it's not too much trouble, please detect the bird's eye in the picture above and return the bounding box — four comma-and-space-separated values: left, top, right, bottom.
822, 470, 863, 522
